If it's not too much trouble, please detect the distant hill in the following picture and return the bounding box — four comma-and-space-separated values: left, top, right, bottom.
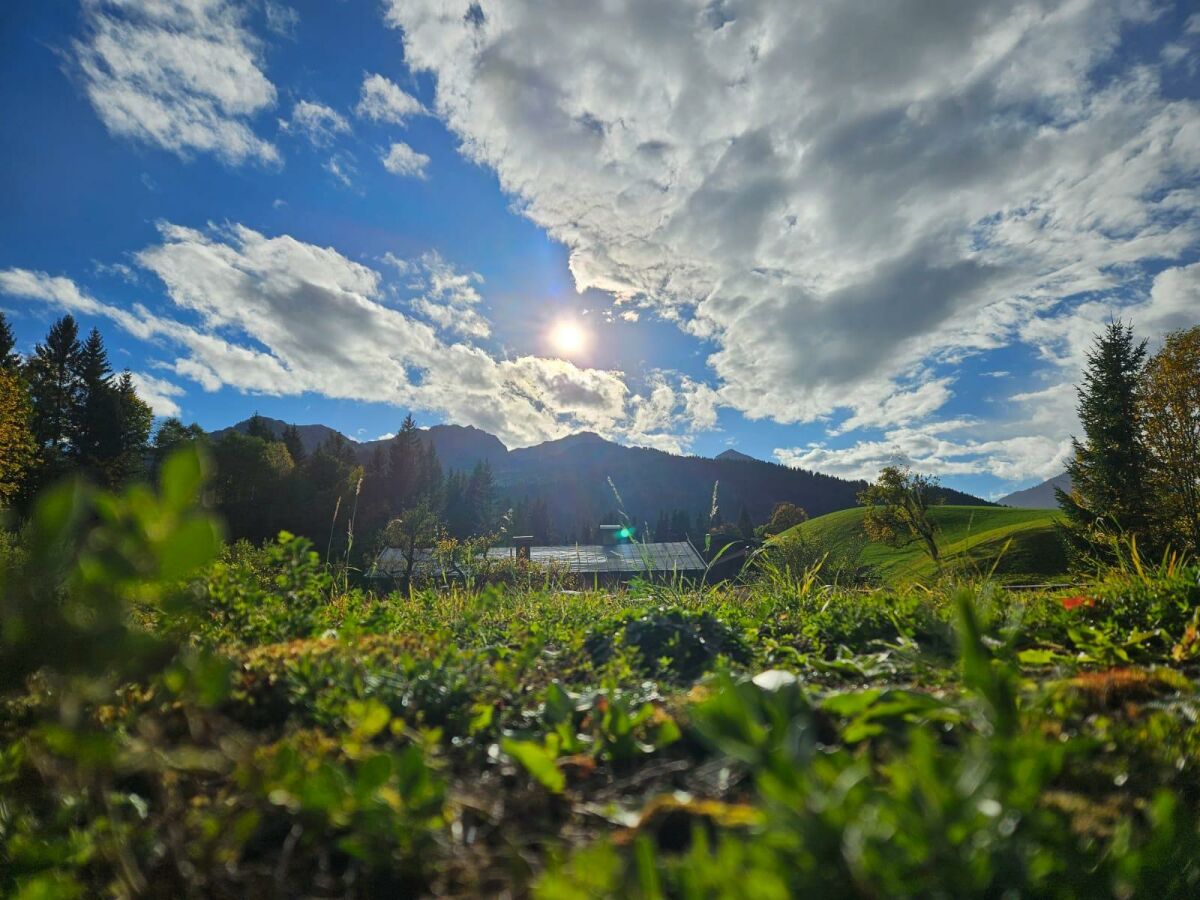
778, 505, 1067, 583
209, 416, 341, 455
356, 424, 507, 474
210, 416, 990, 539
998, 472, 1071, 509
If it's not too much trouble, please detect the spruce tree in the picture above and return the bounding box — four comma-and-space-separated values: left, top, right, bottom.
112, 371, 153, 484
25, 315, 82, 480
737, 504, 755, 542
246, 412, 275, 441
1057, 320, 1152, 564
281, 423, 306, 464
388, 414, 422, 511
72, 327, 119, 477
0, 312, 20, 371
466, 460, 497, 535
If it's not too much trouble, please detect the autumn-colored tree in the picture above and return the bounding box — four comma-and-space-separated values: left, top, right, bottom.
0, 368, 36, 505
757, 501, 808, 538
1139, 326, 1200, 554
858, 465, 942, 567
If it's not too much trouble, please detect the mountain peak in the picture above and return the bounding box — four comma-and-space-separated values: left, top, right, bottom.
716, 448, 757, 463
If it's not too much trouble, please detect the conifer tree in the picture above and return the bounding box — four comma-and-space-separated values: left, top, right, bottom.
1057, 320, 1152, 564
246, 412, 275, 441
655, 509, 671, 541
25, 315, 82, 480
72, 328, 119, 478
466, 460, 497, 535
737, 504, 755, 542
281, 423, 306, 464
0, 312, 20, 371
112, 371, 153, 484
388, 414, 422, 511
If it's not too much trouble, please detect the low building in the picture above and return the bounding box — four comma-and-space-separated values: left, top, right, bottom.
373, 526, 707, 585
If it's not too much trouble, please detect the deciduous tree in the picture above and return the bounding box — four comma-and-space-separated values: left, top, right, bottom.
1139, 326, 1200, 554
858, 466, 942, 567
757, 501, 808, 538
0, 368, 35, 505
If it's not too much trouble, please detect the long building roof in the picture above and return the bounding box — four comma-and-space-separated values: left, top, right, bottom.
375, 540, 705, 577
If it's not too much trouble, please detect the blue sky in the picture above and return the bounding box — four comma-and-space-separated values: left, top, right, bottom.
1, 1, 1198, 499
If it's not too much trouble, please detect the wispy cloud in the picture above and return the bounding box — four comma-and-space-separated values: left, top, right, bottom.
283, 99, 350, 146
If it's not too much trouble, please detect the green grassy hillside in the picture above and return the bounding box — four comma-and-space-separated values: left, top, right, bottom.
778, 505, 1067, 583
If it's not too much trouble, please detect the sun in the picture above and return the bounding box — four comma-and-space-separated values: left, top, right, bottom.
549, 320, 588, 356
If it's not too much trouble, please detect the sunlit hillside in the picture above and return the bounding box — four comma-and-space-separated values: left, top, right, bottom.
779, 505, 1067, 583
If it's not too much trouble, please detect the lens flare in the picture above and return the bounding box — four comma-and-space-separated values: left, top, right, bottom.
549, 320, 587, 356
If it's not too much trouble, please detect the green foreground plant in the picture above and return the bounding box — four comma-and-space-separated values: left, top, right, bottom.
2, 453, 1200, 898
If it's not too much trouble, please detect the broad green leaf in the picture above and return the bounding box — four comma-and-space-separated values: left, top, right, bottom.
502, 738, 565, 794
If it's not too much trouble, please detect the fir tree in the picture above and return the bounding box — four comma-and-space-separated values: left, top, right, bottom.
1057, 320, 1152, 564
0, 312, 20, 371
281, 423, 306, 464
25, 315, 82, 480
246, 412, 275, 441
72, 328, 118, 477
737, 504, 755, 542
466, 460, 497, 535
388, 414, 422, 511
655, 509, 671, 541
112, 371, 153, 484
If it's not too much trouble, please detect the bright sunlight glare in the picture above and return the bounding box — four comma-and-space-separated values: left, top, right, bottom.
549, 320, 588, 356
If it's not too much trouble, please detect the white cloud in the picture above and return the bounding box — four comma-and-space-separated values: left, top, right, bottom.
74, 0, 278, 164
776, 417, 1072, 484
324, 153, 356, 186
128, 371, 185, 417
283, 100, 350, 146
356, 73, 425, 123
264, 2, 299, 38
384, 0, 1200, 439
381, 141, 430, 178
0, 223, 717, 451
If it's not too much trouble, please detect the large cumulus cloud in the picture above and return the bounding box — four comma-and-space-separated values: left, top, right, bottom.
383, 0, 1200, 438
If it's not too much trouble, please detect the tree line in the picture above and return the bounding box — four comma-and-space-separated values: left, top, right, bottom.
1, 313, 152, 505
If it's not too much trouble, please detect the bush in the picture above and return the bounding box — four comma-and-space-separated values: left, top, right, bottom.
585, 606, 750, 683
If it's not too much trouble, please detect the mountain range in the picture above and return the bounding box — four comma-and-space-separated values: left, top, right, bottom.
212, 416, 990, 533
